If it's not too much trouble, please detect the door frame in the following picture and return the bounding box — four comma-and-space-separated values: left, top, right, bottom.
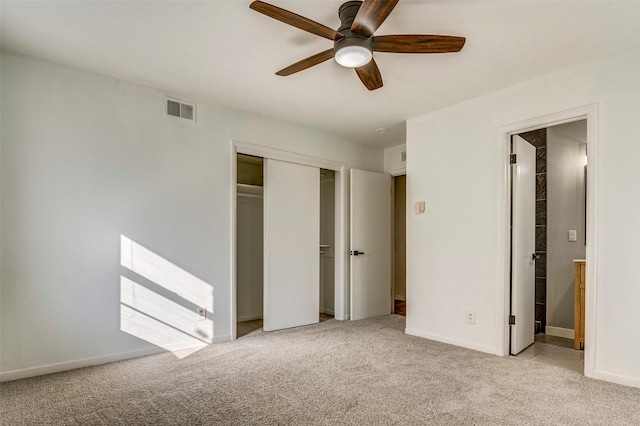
498, 104, 598, 378
231, 140, 348, 339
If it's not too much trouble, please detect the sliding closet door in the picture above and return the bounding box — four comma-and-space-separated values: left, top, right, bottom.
263, 159, 319, 331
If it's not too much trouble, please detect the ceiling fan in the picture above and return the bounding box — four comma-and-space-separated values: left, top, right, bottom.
250, 0, 466, 91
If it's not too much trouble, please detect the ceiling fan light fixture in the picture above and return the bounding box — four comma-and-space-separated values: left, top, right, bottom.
334, 36, 373, 68
335, 45, 372, 68
251, 1, 466, 90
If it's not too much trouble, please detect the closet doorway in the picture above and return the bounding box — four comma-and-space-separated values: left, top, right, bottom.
235, 152, 340, 338
236, 154, 264, 337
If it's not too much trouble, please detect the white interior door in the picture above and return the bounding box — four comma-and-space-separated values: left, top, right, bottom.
350, 169, 392, 320
263, 159, 319, 331
511, 135, 536, 355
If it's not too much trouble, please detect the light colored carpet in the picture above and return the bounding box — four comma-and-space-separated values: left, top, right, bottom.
2, 315, 639, 425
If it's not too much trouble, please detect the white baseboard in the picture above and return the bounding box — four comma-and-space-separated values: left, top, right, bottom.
545, 326, 574, 339
405, 328, 496, 355
0, 335, 231, 382
320, 308, 335, 316
591, 369, 640, 389
238, 314, 262, 323
394, 295, 406, 301
0, 347, 163, 382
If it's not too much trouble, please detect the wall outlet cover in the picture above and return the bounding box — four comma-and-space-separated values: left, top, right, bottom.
465, 310, 476, 324
197, 307, 206, 321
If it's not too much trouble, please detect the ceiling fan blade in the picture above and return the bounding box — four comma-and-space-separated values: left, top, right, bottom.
351, 0, 399, 38
250, 1, 343, 41
373, 35, 466, 53
355, 58, 383, 91
276, 49, 335, 76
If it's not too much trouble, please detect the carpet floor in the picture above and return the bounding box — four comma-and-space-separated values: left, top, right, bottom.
1, 315, 639, 425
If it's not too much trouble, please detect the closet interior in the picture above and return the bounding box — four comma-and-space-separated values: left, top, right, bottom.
236, 154, 264, 326
236, 154, 335, 337
319, 169, 335, 318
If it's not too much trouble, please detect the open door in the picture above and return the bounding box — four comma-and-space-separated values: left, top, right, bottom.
350, 169, 392, 321
511, 135, 536, 355
263, 159, 319, 331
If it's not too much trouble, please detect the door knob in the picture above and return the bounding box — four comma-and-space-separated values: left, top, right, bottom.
532, 253, 540, 261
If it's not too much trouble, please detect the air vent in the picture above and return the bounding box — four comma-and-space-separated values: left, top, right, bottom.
165, 97, 196, 122
401, 150, 407, 163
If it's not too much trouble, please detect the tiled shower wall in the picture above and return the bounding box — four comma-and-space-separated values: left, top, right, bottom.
520, 129, 547, 334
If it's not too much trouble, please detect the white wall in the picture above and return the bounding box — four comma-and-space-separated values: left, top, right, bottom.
406, 50, 640, 388
0, 53, 383, 380
384, 144, 406, 175
547, 121, 587, 331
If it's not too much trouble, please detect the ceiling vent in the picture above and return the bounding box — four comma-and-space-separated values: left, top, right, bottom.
165, 97, 196, 122
401, 150, 407, 163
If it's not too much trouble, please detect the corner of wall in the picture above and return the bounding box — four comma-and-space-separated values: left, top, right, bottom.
384, 144, 406, 175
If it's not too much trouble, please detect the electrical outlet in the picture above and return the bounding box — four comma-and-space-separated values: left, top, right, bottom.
465, 310, 476, 324
197, 307, 206, 321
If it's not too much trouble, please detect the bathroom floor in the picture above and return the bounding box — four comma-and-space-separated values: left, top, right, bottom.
515, 334, 584, 373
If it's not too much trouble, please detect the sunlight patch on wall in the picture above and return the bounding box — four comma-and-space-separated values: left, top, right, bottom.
120, 235, 214, 358
121, 277, 214, 342
120, 305, 207, 359
121, 235, 214, 312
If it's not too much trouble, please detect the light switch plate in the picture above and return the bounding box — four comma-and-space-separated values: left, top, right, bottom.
414, 201, 425, 214
568, 230, 577, 242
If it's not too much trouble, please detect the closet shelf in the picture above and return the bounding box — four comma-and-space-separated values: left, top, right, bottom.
237, 183, 263, 196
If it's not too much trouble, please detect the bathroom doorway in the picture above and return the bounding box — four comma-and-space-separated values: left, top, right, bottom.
510, 119, 588, 374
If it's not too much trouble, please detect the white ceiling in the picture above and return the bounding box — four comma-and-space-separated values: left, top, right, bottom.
2, 1, 640, 148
